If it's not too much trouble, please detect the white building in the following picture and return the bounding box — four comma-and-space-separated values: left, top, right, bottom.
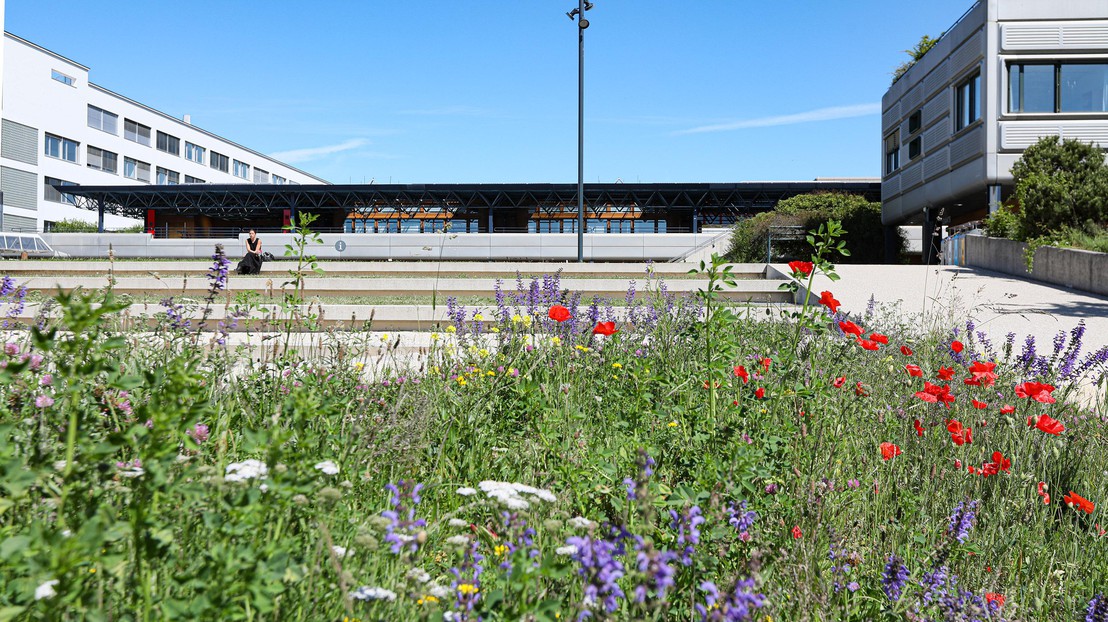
880, 0, 1108, 262
0, 31, 327, 232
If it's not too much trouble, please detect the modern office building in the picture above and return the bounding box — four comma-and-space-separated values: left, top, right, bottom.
880, 0, 1108, 262
0, 31, 327, 232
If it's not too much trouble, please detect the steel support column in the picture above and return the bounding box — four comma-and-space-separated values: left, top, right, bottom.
97, 199, 105, 233
987, 184, 1002, 215
922, 207, 940, 265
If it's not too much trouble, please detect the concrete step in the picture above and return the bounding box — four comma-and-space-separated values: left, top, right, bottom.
12, 276, 793, 303
0, 260, 768, 280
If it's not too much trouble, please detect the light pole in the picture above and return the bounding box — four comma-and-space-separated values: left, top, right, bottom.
567, 1, 593, 262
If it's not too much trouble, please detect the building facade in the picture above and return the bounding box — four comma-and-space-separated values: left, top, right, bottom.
0, 32, 327, 232
881, 0, 1108, 262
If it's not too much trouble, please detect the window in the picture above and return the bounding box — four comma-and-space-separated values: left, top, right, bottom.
956, 73, 981, 131
87, 146, 118, 174
253, 168, 269, 183
271, 174, 287, 184
124, 119, 152, 146
156, 131, 180, 156
45, 134, 79, 162
1010, 62, 1108, 113
156, 167, 179, 185
184, 175, 205, 184
233, 160, 249, 179
124, 157, 151, 182
884, 130, 900, 175
51, 70, 75, 86
908, 110, 922, 134
908, 137, 922, 160
185, 142, 205, 163
210, 151, 229, 172
87, 105, 118, 134
44, 177, 77, 204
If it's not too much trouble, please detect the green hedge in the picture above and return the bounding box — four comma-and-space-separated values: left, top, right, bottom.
726, 193, 904, 263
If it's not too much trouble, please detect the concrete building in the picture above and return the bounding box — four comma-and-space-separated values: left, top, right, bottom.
0, 31, 327, 232
881, 0, 1108, 263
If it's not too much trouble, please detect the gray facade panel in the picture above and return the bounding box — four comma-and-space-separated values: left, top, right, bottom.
1, 120, 39, 166
924, 148, 951, 179
949, 127, 985, 166
1, 166, 37, 211
2, 214, 38, 232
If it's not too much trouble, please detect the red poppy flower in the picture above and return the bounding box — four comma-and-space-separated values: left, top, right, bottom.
905, 364, 923, 378
985, 593, 1005, 608
788, 260, 814, 276
1027, 413, 1065, 435
869, 333, 889, 345
1037, 482, 1051, 505
1015, 381, 1056, 404
966, 361, 997, 386
754, 387, 766, 399
990, 451, 1011, 473
951, 340, 964, 353
972, 399, 988, 410
791, 525, 803, 539
900, 345, 913, 356
819, 291, 841, 313
915, 382, 955, 407
761, 358, 772, 372
548, 305, 571, 322
999, 404, 1015, 415
857, 338, 880, 351
947, 419, 973, 446
880, 442, 902, 461
733, 365, 749, 383
913, 419, 925, 437
839, 321, 863, 337
592, 321, 617, 336
967, 465, 977, 474
937, 366, 955, 381
1063, 491, 1096, 514
832, 376, 846, 388
855, 381, 869, 397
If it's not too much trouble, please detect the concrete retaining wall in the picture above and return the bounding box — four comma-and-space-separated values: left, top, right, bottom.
953, 233, 1108, 297
39, 231, 730, 262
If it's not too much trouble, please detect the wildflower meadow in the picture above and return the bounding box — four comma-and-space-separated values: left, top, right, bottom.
0, 221, 1105, 621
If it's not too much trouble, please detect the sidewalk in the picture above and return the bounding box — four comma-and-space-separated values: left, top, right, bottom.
804, 264, 1108, 365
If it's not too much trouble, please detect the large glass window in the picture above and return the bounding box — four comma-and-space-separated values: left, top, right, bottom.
185, 175, 205, 184
45, 134, 79, 162
51, 70, 75, 86
156, 131, 180, 156
271, 174, 287, 184
210, 151, 229, 173
884, 130, 900, 175
124, 157, 151, 182
956, 73, 981, 131
124, 119, 152, 146
87, 146, 118, 174
44, 177, 77, 204
253, 168, 269, 183
185, 142, 205, 163
156, 167, 179, 185
233, 160, 250, 179
87, 105, 118, 134
1010, 63, 1108, 113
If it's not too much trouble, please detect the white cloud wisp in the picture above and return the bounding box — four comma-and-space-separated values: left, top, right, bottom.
270, 138, 371, 163
674, 103, 881, 135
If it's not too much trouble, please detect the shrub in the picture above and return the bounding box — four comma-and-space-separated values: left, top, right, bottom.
726, 192, 904, 263
47, 219, 100, 233
1010, 136, 1108, 241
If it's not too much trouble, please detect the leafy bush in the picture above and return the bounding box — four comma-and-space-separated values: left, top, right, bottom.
892, 34, 941, 84
726, 192, 904, 263
47, 219, 100, 233
1009, 136, 1108, 241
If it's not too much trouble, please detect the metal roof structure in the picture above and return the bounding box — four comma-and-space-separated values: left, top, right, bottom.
61, 181, 881, 226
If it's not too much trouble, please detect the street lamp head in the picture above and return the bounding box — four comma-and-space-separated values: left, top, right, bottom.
566, 8, 579, 19
578, 18, 589, 29
584, 1, 594, 10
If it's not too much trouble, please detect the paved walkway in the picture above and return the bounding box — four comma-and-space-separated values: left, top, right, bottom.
804, 264, 1108, 366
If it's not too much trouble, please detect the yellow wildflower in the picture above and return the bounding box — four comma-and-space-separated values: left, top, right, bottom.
486, 371, 496, 377
521, 315, 532, 325
575, 345, 589, 352
474, 313, 484, 322
446, 325, 457, 333
457, 583, 479, 596
511, 314, 522, 323
490, 327, 500, 333
380, 333, 389, 342
416, 595, 440, 606
494, 544, 509, 557
431, 333, 440, 340
550, 336, 561, 346
667, 421, 678, 428
611, 363, 622, 369
478, 348, 489, 358
353, 362, 365, 371
457, 377, 468, 387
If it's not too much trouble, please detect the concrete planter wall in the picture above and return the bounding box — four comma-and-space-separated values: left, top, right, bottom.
952, 233, 1108, 297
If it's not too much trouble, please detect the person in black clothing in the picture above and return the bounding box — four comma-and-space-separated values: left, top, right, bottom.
236, 229, 264, 275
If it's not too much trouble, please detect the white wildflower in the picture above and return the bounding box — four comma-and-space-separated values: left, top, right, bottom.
35, 579, 59, 601
477, 481, 557, 509
568, 516, 594, 529
224, 459, 268, 482
555, 545, 578, 556
406, 568, 430, 583
331, 546, 352, 559
427, 584, 451, 599
119, 466, 145, 479
52, 461, 67, 471
448, 518, 469, 528
351, 586, 397, 602
456, 487, 477, 496
445, 535, 470, 546
314, 460, 340, 475
443, 612, 460, 622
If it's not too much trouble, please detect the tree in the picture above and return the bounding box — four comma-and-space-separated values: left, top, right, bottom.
892, 34, 942, 84
1010, 136, 1108, 240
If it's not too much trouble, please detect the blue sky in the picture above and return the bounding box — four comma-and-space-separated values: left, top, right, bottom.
8, 0, 975, 184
